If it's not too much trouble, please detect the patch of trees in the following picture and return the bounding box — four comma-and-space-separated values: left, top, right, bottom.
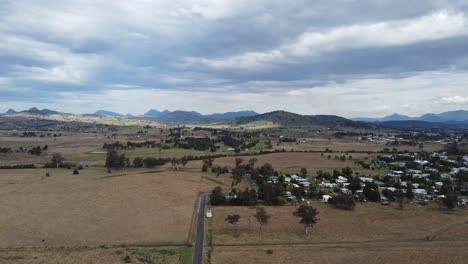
132, 157, 166, 168
105, 150, 129, 169
328, 194, 356, 210
210, 186, 257, 206
363, 182, 381, 202
103, 141, 163, 150
175, 137, 216, 151
28, 146, 44, 155
0, 147, 12, 153
0, 164, 36, 169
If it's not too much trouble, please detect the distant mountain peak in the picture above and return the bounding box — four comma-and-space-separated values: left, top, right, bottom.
94, 110, 123, 117
6, 108, 17, 114
353, 109, 468, 123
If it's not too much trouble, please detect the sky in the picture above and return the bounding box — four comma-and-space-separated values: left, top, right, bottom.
1, 0, 468, 117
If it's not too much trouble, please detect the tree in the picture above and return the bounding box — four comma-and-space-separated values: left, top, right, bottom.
180, 156, 188, 168
254, 207, 270, 233
329, 194, 355, 210
210, 186, 226, 205
300, 167, 308, 177
406, 187, 414, 200
293, 205, 319, 235
396, 189, 404, 209
105, 149, 127, 169
348, 177, 362, 194
225, 214, 241, 233
235, 158, 244, 168
51, 153, 65, 168
247, 158, 257, 170
133, 157, 144, 168
443, 190, 458, 210
363, 183, 381, 202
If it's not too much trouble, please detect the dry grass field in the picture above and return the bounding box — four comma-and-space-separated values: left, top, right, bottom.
0, 167, 216, 247
213, 152, 381, 175
274, 137, 442, 153
211, 241, 468, 264
209, 203, 468, 245
208, 203, 468, 264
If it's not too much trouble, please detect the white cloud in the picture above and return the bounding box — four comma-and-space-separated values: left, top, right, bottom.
185, 10, 468, 69
438, 95, 468, 104
21, 70, 466, 117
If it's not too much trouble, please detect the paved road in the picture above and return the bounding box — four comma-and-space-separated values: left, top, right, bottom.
193, 193, 207, 264
244, 174, 256, 191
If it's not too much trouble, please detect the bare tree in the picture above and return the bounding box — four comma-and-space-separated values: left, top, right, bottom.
293, 205, 319, 235
254, 207, 270, 233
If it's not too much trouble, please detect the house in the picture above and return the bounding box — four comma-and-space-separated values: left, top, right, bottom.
267, 176, 279, 183
413, 189, 427, 196
414, 160, 430, 166
321, 195, 332, 203
360, 177, 374, 183
341, 188, 352, 195
337, 176, 348, 183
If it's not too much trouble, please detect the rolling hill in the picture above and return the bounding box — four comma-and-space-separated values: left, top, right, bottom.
228, 110, 374, 129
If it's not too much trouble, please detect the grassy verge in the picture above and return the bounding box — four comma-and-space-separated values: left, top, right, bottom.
129, 247, 193, 264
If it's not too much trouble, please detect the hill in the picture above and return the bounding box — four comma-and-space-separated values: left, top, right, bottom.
5, 108, 17, 115
206, 110, 258, 119
228, 110, 373, 129
144, 109, 171, 118
144, 109, 259, 123
155, 111, 211, 123
94, 110, 123, 117
17, 107, 61, 115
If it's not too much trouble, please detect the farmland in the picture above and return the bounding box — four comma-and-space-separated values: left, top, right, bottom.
208, 203, 468, 264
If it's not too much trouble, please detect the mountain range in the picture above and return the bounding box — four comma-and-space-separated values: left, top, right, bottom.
3, 107, 258, 123
352, 110, 468, 123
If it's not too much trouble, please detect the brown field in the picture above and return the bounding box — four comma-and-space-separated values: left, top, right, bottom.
209, 203, 468, 245
0, 246, 141, 264
211, 241, 468, 264
0, 167, 216, 247
208, 203, 468, 264
213, 152, 382, 175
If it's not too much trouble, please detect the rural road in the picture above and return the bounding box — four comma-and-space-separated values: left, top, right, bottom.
244, 174, 256, 191
193, 193, 208, 264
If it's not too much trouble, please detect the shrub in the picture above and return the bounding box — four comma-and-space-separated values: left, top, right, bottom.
329, 194, 356, 210
73, 169, 80, 175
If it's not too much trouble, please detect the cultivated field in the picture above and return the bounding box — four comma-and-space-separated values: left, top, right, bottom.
0, 167, 216, 247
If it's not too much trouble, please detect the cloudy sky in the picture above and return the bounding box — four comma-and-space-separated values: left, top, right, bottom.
1, 0, 468, 117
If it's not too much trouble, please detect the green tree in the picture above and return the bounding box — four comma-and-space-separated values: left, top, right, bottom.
210, 186, 226, 205
443, 190, 458, 210
225, 214, 241, 233
293, 205, 319, 235
329, 194, 355, 210
133, 157, 144, 168
254, 207, 270, 233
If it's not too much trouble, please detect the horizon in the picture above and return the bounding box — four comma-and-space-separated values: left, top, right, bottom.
1, 1, 468, 117
2, 106, 468, 119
